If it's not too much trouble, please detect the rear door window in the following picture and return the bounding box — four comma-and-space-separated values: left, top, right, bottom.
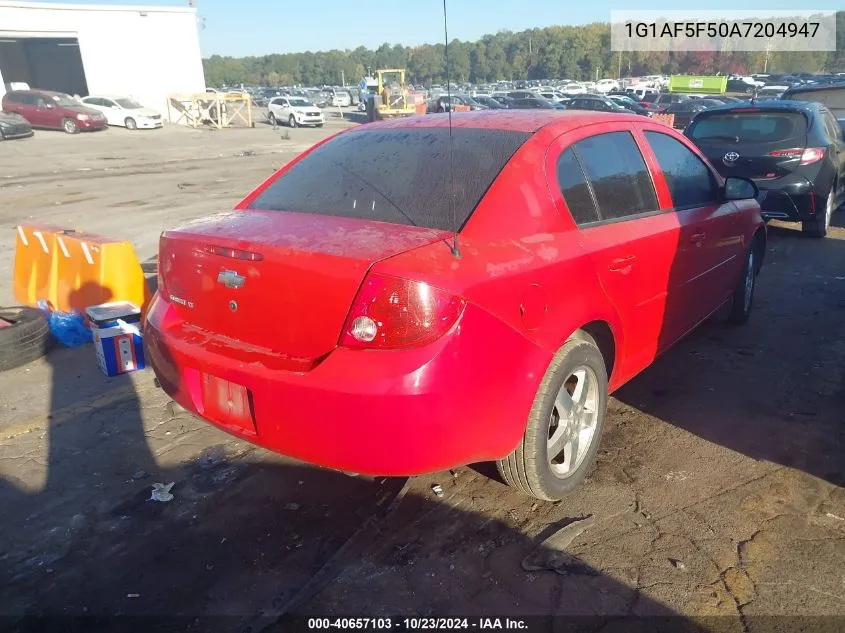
248, 127, 530, 231
645, 131, 717, 208
571, 131, 658, 221
555, 148, 600, 225
9, 93, 34, 105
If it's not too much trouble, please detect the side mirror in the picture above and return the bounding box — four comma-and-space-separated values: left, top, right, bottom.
723, 176, 758, 201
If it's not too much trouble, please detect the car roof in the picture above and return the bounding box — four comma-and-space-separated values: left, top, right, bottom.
84, 94, 129, 99
784, 81, 845, 95
6, 89, 66, 96
358, 109, 645, 134
693, 100, 823, 115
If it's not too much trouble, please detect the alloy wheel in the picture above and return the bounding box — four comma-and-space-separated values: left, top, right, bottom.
743, 250, 755, 314
547, 367, 600, 478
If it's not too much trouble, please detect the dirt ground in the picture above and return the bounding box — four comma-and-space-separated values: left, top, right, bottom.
0, 112, 843, 632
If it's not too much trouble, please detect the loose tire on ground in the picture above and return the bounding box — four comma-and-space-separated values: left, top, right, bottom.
497, 334, 609, 501
0, 306, 53, 372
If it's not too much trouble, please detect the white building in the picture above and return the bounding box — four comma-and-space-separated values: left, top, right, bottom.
0, 1, 205, 120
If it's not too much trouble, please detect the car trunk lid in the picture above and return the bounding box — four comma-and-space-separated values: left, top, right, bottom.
159, 210, 450, 363
686, 108, 810, 180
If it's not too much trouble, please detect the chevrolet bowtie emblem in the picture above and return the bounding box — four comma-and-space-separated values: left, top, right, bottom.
217, 269, 245, 289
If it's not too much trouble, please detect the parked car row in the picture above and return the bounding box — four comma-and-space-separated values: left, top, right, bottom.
0, 88, 164, 137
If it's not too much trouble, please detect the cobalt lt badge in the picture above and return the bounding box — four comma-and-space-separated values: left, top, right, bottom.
723, 151, 740, 165
217, 269, 245, 289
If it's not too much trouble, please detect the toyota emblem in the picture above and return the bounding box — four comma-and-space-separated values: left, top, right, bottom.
723, 151, 740, 163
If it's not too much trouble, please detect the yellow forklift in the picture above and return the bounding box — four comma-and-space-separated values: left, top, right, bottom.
365, 69, 417, 122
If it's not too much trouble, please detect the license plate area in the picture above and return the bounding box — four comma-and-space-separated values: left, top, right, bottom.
201, 374, 256, 436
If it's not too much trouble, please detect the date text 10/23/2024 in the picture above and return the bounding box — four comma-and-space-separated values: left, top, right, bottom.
306, 618, 529, 630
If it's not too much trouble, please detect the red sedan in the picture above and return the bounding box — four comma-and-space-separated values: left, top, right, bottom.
145, 110, 766, 501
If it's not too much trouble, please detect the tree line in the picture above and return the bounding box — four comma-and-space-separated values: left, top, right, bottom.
203, 12, 845, 87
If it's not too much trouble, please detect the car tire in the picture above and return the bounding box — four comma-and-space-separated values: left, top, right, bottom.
288, 115, 297, 128
0, 128, 4, 141
62, 118, 79, 134
497, 334, 608, 501
726, 239, 761, 326
0, 306, 53, 372
317, 123, 324, 128
268, 112, 276, 125
125, 117, 137, 130
802, 187, 834, 238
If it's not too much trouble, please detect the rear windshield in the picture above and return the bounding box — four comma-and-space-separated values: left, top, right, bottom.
248, 127, 530, 231
687, 111, 807, 145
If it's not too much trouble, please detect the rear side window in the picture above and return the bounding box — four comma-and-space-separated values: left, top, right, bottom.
645, 132, 717, 208
556, 148, 599, 225
248, 128, 530, 231
6, 92, 30, 104
687, 111, 807, 145
572, 131, 658, 221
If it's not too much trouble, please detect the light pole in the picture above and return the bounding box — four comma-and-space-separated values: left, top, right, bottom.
764, 39, 773, 73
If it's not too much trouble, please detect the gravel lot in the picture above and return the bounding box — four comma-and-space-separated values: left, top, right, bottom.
0, 113, 843, 631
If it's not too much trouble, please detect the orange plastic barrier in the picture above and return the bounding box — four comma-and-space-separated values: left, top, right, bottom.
13, 224, 64, 309
13, 224, 150, 315
415, 103, 426, 115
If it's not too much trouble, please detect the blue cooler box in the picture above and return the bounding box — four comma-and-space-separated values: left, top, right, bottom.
85, 302, 146, 377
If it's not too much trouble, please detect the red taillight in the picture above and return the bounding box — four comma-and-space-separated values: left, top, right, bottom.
800, 147, 825, 165
768, 147, 825, 165
340, 273, 465, 350
205, 245, 264, 261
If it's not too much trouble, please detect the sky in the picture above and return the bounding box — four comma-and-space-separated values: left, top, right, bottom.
39, 0, 844, 57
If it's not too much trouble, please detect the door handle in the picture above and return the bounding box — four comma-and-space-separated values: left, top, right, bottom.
608, 255, 636, 272
690, 232, 707, 244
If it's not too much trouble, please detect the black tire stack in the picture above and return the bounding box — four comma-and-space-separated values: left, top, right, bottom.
0, 306, 53, 372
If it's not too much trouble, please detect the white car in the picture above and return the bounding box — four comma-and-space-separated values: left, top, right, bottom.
80, 95, 162, 130
564, 83, 588, 94
268, 96, 324, 127
330, 91, 351, 107
594, 79, 621, 93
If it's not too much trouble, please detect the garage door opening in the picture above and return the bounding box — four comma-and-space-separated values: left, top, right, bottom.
0, 36, 89, 97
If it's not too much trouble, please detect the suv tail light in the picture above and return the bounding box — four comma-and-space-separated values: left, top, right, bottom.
340, 273, 465, 350
768, 147, 825, 165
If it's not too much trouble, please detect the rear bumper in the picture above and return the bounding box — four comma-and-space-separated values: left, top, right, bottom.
755, 176, 816, 222
143, 294, 549, 476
